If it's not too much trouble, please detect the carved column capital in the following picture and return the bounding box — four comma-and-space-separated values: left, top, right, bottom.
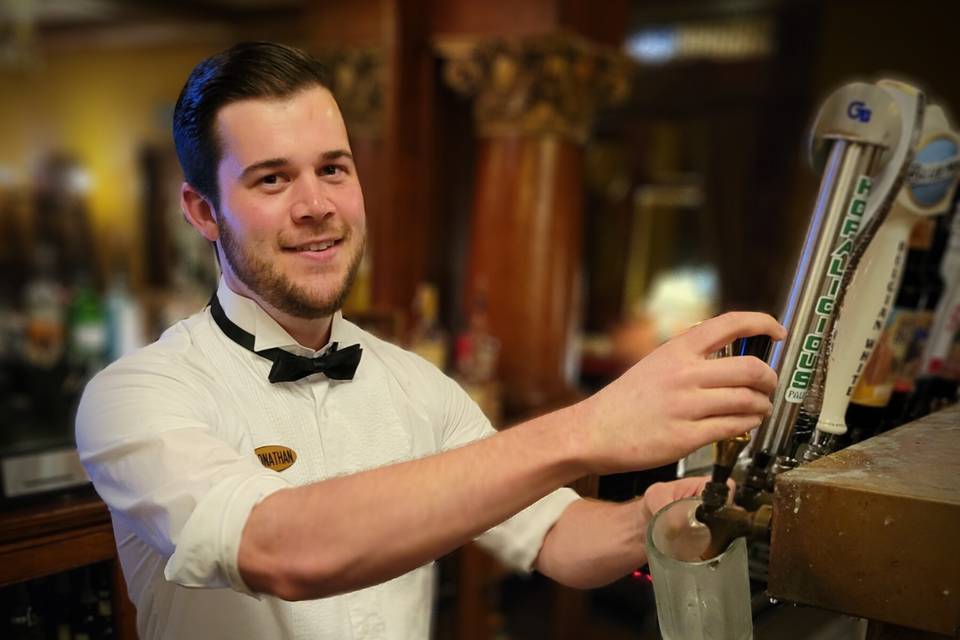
438, 31, 630, 144
313, 47, 385, 139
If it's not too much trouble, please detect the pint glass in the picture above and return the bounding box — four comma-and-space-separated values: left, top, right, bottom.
646, 496, 753, 640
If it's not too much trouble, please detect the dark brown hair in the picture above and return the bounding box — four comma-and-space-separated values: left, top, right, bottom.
172, 42, 331, 211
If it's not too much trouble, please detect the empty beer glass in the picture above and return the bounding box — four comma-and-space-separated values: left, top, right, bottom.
647, 496, 753, 640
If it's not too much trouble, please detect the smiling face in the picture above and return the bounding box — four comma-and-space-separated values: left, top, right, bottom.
210, 85, 365, 319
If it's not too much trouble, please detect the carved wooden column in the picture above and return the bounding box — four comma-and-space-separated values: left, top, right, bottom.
442, 33, 628, 415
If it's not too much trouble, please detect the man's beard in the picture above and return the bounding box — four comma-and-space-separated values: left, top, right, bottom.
217, 217, 363, 319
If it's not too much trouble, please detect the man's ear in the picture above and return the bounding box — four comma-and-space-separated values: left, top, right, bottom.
181, 182, 220, 242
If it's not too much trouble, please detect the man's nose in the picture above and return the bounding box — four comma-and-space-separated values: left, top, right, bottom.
289, 175, 334, 221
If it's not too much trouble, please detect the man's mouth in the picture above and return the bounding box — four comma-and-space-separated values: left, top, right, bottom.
285, 238, 343, 253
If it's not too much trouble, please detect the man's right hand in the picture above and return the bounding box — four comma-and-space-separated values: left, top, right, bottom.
573, 311, 786, 475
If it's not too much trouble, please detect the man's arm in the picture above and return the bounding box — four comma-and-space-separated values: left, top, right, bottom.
240, 404, 586, 599
239, 312, 784, 600
533, 477, 714, 589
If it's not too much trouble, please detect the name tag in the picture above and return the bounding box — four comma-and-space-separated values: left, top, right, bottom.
254, 445, 298, 472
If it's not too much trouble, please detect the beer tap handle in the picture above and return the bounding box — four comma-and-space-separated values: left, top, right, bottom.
701, 336, 773, 511
701, 434, 751, 511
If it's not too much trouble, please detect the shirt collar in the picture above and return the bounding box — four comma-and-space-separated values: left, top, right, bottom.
215, 278, 352, 357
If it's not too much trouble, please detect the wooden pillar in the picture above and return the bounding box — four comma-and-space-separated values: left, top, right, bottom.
440, 33, 629, 415
308, 0, 436, 314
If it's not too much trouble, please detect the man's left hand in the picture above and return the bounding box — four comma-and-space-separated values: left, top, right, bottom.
635, 475, 735, 528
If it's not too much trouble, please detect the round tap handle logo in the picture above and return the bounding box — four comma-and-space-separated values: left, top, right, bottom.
847, 101, 872, 123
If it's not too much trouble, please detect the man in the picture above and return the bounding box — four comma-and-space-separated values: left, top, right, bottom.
76, 42, 784, 640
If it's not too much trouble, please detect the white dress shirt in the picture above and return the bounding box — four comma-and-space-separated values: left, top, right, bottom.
76, 280, 579, 640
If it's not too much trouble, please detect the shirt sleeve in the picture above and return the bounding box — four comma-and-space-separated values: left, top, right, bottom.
75, 350, 292, 596
435, 370, 580, 572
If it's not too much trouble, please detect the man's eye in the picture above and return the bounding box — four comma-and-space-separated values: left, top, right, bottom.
321, 165, 345, 176
261, 174, 281, 185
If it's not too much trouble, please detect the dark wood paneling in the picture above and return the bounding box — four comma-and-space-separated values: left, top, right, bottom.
305, 0, 385, 46
558, 0, 628, 46
375, 0, 437, 311
429, 0, 558, 38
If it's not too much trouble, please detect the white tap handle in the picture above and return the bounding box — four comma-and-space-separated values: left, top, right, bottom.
816, 212, 912, 434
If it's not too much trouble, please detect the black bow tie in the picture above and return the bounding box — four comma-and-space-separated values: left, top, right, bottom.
209, 294, 362, 384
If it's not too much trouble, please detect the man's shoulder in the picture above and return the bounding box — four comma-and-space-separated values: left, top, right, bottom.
86, 310, 215, 392
76, 311, 221, 450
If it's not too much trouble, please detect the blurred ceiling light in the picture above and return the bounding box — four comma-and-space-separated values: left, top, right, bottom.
625, 28, 677, 64
626, 17, 773, 65
67, 166, 93, 195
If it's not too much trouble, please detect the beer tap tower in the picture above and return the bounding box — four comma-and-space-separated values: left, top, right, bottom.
723, 80, 923, 511
696, 80, 923, 519
693, 81, 960, 636
754, 81, 922, 477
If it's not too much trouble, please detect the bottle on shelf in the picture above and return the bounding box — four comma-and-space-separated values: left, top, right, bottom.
66, 273, 108, 375
73, 566, 99, 640
95, 572, 116, 638
455, 285, 502, 423
53, 571, 75, 640
22, 244, 66, 371
406, 282, 448, 370
105, 272, 145, 362
5, 584, 44, 640
0, 563, 117, 640
455, 287, 499, 385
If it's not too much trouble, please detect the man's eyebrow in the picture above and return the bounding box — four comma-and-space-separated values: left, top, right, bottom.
239, 150, 354, 180
322, 149, 354, 162
239, 158, 288, 180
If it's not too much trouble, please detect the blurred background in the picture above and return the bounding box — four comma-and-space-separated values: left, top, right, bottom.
0, 0, 956, 638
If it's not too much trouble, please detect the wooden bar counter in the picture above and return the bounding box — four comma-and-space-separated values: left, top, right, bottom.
0, 489, 138, 638
769, 405, 960, 638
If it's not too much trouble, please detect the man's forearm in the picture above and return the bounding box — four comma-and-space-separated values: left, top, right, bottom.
534, 476, 715, 589
534, 498, 647, 589
239, 404, 588, 600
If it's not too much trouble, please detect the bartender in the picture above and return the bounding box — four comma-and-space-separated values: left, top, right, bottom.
75, 42, 784, 640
